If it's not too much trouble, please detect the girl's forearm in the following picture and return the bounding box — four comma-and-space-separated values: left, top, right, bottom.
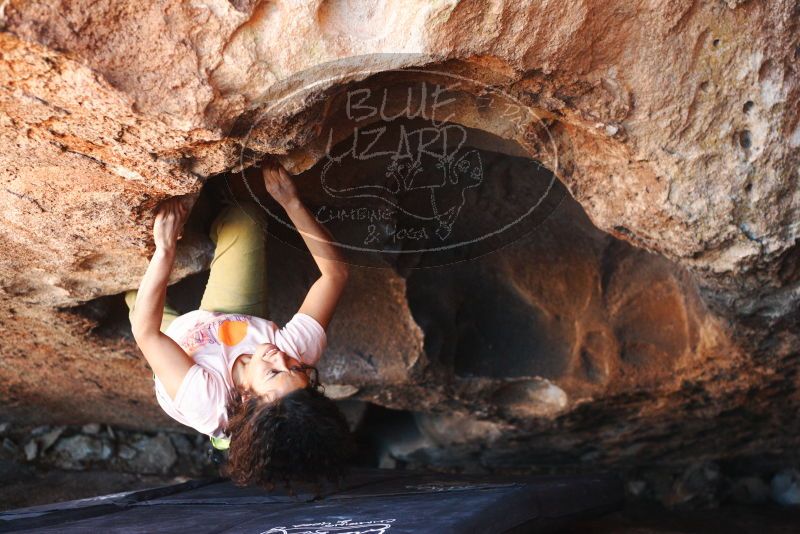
284, 200, 348, 277
131, 247, 175, 337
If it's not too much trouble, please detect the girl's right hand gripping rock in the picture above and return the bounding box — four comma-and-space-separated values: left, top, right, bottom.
153, 197, 190, 253
262, 162, 300, 209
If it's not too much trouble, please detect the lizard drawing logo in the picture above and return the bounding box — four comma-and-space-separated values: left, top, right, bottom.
320, 123, 483, 241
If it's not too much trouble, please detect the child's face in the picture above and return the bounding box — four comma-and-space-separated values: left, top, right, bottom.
245, 343, 310, 402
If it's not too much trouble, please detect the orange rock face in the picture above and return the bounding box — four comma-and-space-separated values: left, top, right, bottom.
0, 1, 797, 468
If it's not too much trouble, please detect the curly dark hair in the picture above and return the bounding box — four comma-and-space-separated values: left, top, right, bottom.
222, 368, 355, 494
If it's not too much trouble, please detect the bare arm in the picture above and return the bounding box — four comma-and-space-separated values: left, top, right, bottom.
263, 163, 349, 330
131, 198, 194, 399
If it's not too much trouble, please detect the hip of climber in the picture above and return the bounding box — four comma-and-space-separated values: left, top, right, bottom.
127, 161, 354, 492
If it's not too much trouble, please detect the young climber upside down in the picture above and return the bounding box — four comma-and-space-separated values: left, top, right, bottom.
126, 162, 354, 490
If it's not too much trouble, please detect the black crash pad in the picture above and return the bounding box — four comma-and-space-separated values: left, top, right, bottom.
0, 468, 623, 533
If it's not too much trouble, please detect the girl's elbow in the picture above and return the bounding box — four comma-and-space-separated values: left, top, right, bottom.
324, 264, 349, 282
336, 263, 350, 280
131, 321, 158, 343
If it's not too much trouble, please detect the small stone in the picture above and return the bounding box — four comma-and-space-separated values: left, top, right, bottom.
82, 423, 101, 434
665, 462, 722, 508
52, 435, 106, 469
771, 469, 800, 506
30, 426, 50, 437
2, 438, 19, 454
580, 450, 602, 463
38, 426, 66, 452
378, 454, 397, 469
415, 412, 506, 447
168, 433, 194, 457
125, 433, 177, 475
0, 442, 17, 461
627, 480, 647, 497
105, 425, 116, 440
0, 422, 9, 435
324, 384, 359, 400
492, 379, 568, 419
118, 444, 137, 460
24, 440, 38, 461
100, 438, 113, 460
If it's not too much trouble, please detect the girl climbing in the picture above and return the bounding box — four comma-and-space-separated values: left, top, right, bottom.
127, 162, 354, 490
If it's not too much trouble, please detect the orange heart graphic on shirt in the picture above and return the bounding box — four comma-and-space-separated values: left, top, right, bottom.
218, 320, 248, 346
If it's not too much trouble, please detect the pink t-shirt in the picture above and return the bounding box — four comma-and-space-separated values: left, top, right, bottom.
154, 310, 327, 438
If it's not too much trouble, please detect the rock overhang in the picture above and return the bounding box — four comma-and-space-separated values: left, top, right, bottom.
0, 0, 797, 470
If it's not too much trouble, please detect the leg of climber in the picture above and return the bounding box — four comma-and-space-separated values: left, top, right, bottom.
125, 289, 180, 333
198, 198, 269, 318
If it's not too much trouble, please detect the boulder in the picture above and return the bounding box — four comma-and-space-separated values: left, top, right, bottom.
771, 469, 800, 507
0, 0, 797, 474
51, 435, 109, 470
124, 433, 178, 475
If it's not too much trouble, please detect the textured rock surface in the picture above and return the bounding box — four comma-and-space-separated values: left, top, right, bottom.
0, 0, 798, 473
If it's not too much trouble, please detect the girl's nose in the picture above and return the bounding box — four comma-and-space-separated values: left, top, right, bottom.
263, 346, 290, 370
276, 352, 292, 371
